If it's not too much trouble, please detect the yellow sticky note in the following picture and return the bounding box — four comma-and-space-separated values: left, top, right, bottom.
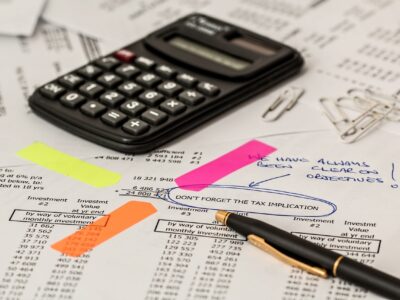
17, 142, 121, 187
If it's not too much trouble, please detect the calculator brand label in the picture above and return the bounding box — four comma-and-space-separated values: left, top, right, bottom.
185, 15, 231, 36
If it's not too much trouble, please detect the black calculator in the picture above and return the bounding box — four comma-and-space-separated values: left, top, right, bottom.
29, 14, 304, 153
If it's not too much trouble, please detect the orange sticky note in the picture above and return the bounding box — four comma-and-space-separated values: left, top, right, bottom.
51, 201, 157, 257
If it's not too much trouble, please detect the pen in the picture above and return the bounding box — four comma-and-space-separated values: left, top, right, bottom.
215, 211, 400, 300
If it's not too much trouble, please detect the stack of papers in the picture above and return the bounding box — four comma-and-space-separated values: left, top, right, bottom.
0, 1, 399, 299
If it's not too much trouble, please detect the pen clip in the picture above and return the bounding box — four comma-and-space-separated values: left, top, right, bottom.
247, 234, 328, 278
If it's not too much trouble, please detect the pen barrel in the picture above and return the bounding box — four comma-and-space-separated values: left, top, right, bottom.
337, 257, 400, 300
226, 213, 339, 270
226, 213, 400, 299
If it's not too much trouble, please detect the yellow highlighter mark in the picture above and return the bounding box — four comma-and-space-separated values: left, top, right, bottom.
17, 142, 121, 187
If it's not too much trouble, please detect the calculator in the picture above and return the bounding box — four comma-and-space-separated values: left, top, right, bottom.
29, 14, 304, 153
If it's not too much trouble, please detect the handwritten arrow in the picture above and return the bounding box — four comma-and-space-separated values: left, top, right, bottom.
248, 173, 291, 188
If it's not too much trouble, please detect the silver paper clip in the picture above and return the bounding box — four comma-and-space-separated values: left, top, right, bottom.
320, 96, 392, 143
361, 89, 400, 122
320, 97, 353, 134
262, 87, 305, 121
337, 97, 392, 143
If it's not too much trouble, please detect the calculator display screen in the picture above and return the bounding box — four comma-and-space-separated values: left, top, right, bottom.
168, 36, 251, 71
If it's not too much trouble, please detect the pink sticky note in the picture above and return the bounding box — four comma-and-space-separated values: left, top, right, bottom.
175, 140, 277, 191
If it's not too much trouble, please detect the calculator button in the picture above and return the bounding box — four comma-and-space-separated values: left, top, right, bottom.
40, 83, 65, 99
59, 74, 84, 89
120, 100, 146, 117
115, 64, 141, 79
178, 90, 205, 106
77, 64, 102, 79
81, 101, 106, 117
136, 73, 161, 88
135, 56, 155, 70
160, 99, 186, 115
117, 81, 143, 97
95, 56, 120, 70
155, 65, 177, 79
141, 109, 168, 125
197, 82, 220, 96
176, 73, 198, 87
99, 91, 125, 107
101, 110, 127, 127
122, 119, 150, 136
60, 92, 86, 108
97, 73, 123, 88
157, 81, 183, 97
79, 82, 104, 98
138, 90, 164, 106
114, 49, 136, 63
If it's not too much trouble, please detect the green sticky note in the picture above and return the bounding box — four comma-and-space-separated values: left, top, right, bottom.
17, 142, 121, 187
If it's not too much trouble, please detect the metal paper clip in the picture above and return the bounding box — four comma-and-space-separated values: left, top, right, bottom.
364, 89, 400, 121
337, 97, 391, 143
262, 87, 305, 121
320, 98, 353, 133
320, 97, 390, 143
348, 88, 400, 122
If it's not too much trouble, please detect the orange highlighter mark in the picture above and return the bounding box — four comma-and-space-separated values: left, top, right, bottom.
51, 201, 157, 257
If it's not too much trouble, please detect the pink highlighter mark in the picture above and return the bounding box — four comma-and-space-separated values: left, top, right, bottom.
175, 140, 277, 191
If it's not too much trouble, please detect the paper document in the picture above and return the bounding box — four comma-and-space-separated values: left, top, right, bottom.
0, 0, 47, 36
1, 0, 400, 299
0, 132, 399, 299
44, 0, 211, 43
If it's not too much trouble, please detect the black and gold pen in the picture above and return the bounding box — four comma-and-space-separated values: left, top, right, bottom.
215, 211, 400, 300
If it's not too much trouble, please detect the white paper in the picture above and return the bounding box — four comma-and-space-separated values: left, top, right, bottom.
43, 0, 211, 44
0, 1, 400, 299
0, 0, 47, 36
0, 132, 399, 299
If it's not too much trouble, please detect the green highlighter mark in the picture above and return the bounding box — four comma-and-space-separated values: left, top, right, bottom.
17, 142, 121, 187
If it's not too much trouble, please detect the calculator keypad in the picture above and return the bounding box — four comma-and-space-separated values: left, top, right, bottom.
59, 74, 84, 89
37, 50, 221, 138
160, 99, 186, 115
157, 81, 183, 97
176, 73, 198, 87
136, 73, 161, 88
114, 49, 136, 63
197, 82, 220, 96
101, 110, 127, 127
155, 65, 176, 79
120, 100, 146, 116
138, 90, 164, 106
81, 101, 106, 117
135, 56, 155, 70
77, 65, 102, 79
79, 82, 104, 98
122, 119, 150, 135
178, 90, 204, 105
141, 109, 168, 125
117, 82, 143, 97
99, 91, 125, 107
40, 83, 65, 99
95, 56, 120, 70
60, 92, 86, 108
115, 64, 140, 79
97, 73, 123, 88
